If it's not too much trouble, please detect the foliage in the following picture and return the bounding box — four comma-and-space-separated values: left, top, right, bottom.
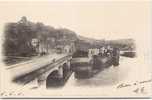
3, 16, 77, 57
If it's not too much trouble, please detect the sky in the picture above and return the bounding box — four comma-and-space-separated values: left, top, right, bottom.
0, 1, 151, 57
0, 1, 151, 40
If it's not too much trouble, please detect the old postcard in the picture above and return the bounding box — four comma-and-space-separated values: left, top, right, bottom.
0, 1, 152, 99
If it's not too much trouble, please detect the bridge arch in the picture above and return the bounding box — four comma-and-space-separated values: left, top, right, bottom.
46, 70, 62, 88
45, 62, 71, 88
38, 59, 72, 88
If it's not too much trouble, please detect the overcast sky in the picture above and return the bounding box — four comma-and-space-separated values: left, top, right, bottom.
0, 1, 151, 40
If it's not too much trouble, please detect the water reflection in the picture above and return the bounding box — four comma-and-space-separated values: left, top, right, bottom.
74, 66, 119, 87
46, 57, 130, 89
65, 57, 130, 88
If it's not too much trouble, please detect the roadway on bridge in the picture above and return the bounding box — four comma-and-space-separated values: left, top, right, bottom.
6, 53, 69, 79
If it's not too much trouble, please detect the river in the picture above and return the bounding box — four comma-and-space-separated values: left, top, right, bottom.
19, 56, 151, 97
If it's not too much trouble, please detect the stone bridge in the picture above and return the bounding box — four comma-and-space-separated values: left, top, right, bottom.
6, 54, 72, 89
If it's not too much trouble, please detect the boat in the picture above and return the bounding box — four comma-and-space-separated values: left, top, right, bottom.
71, 48, 120, 79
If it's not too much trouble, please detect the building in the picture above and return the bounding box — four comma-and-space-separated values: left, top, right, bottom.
64, 45, 71, 53
88, 48, 100, 58
55, 42, 76, 54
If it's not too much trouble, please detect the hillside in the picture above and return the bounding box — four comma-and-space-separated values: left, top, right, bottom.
106, 39, 136, 51
3, 17, 78, 57
3, 16, 135, 58
77, 35, 135, 51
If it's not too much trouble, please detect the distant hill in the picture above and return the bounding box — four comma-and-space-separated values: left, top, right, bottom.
106, 39, 136, 51
78, 35, 104, 44
77, 36, 135, 51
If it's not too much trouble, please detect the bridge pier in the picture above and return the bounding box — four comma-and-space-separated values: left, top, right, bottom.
67, 60, 71, 70
58, 66, 63, 79
37, 74, 46, 89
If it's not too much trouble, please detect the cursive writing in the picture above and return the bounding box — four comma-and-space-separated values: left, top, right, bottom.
117, 79, 152, 89
117, 83, 131, 88
133, 87, 146, 94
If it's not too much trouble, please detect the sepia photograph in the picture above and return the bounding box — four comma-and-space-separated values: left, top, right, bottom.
0, 1, 151, 98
